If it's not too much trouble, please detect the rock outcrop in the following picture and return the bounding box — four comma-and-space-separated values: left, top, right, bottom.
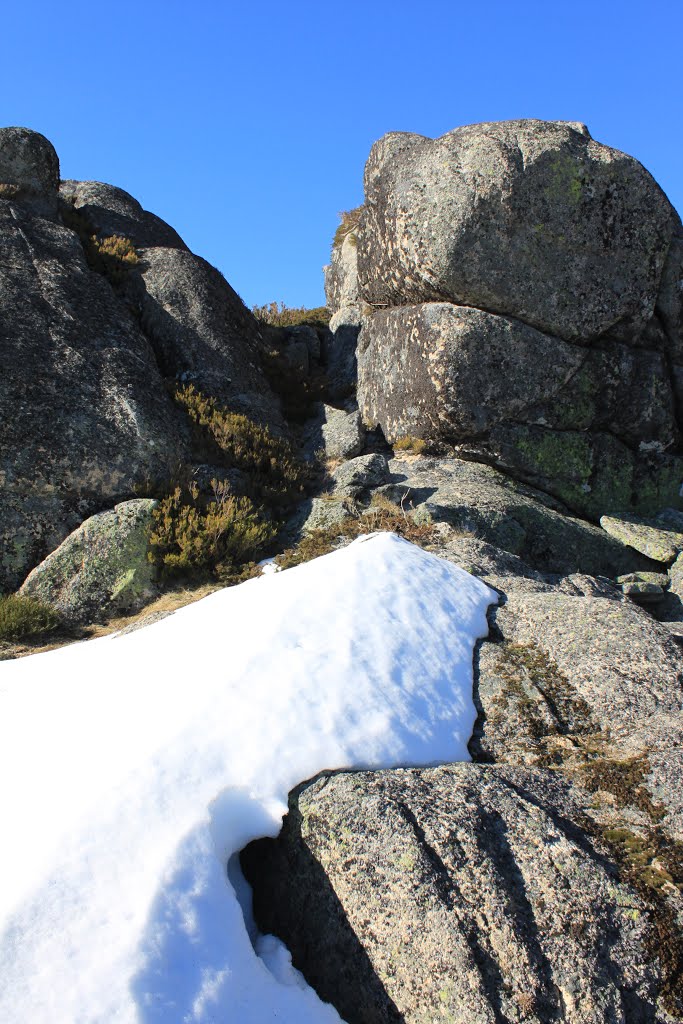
19, 499, 159, 624
0, 127, 283, 590
354, 119, 683, 518
243, 763, 676, 1024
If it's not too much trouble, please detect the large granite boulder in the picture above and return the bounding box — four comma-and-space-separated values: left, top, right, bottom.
0, 198, 187, 591
243, 765, 668, 1024
357, 119, 678, 344
59, 179, 188, 250
131, 247, 283, 428
0, 126, 59, 214
19, 499, 159, 624
323, 217, 363, 396
355, 120, 683, 517
0, 128, 285, 590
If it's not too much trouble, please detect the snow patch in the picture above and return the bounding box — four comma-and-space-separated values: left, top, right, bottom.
0, 533, 495, 1023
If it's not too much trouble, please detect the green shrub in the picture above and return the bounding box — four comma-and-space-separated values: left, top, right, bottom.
173, 384, 308, 505
148, 480, 275, 578
252, 302, 330, 329
332, 206, 363, 251
394, 436, 428, 455
0, 595, 60, 642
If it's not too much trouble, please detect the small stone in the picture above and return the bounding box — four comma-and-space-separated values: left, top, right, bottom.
332, 454, 390, 497
600, 513, 683, 563
619, 581, 665, 602
616, 571, 669, 587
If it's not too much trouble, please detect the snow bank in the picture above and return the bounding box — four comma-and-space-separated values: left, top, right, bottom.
0, 533, 495, 1023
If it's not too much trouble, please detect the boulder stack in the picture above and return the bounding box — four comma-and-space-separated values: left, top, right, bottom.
352, 119, 683, 518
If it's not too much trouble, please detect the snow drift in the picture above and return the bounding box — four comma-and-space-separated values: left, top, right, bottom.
0, 533, 495, 1023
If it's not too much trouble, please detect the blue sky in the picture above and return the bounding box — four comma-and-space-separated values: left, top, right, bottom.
2, 0, 681, 309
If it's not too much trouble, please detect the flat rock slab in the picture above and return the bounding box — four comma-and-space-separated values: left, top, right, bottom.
601, 510, 683, 562
243, 764, 661, 1024
477, 589, 683, 760
381, 456, 654, 577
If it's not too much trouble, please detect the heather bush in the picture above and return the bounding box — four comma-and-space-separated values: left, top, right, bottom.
0, 594, 60, 642
173, 385, 308, 504
148, 480, 275, 578
252, 302, 330, 329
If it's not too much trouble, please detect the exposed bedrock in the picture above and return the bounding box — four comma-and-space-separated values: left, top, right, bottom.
242, 765, 670, 1024
358, 302, 683, 517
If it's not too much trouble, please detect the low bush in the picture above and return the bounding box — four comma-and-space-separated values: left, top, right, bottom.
252, 302, 330, 330
61, 202, 138, 286
173, 384, 308, 505
394, 436, 428, 455
276, 493, 436, 569
332, 206, 363, 251
148, 480, 275, 579
0, 595, 60, 642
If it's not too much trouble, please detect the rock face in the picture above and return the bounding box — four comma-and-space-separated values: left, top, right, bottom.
19, 499, 158, 624
59, 179, 188, 250
355, 119, 683, 518
357, 119, 676, 342
0, 128, 283, 590
0, 126, 59, 214
243, 765, 665, 1024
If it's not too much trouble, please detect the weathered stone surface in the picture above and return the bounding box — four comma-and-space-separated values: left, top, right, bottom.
358, 119, 677, 343
0, 127, 59, 213
243, 764, 663, 1024
358, 302, 682, 519
0, 202, 187, 590
601, 511, 683, 562
19, 500, 158, 624
325, 230, 360, 322
302, 403, 364, 462
657, 224, 683, 362
332, 454, 390, 498
476, 588, 683, 760
59, 180, 188, 250
380, 456, 654, 576
300, 496, 356, 534
132, 247, 284, 428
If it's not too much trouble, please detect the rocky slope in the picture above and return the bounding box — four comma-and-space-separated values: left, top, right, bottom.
3, 119, 683, 1021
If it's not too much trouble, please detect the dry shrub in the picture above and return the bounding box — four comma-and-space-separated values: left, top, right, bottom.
148, 480, 275, 579
173, 384, 308, 505
0, 594, 60, 642
252, 302, 330, 329
332, 206, 363, 251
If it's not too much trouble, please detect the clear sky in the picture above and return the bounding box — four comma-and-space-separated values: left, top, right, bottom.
2, 0, 681, 310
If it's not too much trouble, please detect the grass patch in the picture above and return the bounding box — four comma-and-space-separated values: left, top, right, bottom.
276, 493, 436, 569
332, 206, 363, 251
148, 480, 275, 580
252, 302, 330, 330
0, 595, 60, 642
